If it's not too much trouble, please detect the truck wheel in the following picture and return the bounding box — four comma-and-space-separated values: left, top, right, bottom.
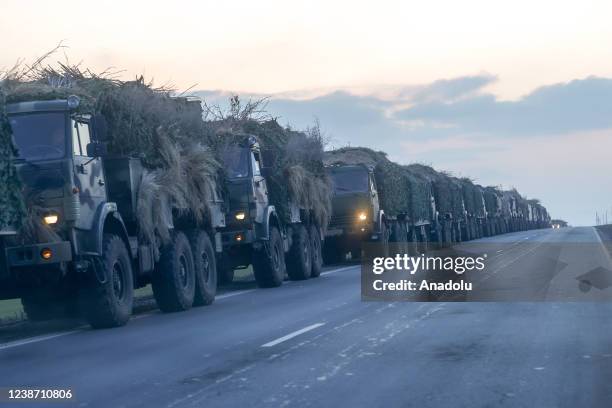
217, 253, 235, 285
84, 234, 134, 329
21, 296, 67, 321
253, 226, 285, 287
378, 222, 390, 257
409, 228, 419, 255
153, 231, 196, 312
287, 225, 312, 281
391, 222, 408, 255
309, 225, 323, 278
190, 230, 217, 306
322, 239, 342, 265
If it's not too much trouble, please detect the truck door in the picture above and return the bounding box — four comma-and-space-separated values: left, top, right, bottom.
251, 151, 268, 223
72, 118, 107, 230
369, 173, 380, 222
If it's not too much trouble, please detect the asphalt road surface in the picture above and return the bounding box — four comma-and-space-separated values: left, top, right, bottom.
1, 227, 612, 408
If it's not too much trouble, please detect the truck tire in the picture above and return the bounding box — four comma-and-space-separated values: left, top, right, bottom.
217, 253, 235, 285
409, 227, 419, 255
190, 230, 217, 306
309, 225, 323, 278
21, 296, 55, 321
153, 231, 196, 312
322, 239, 342, 265
287, 225, 312, 281
253, 226, 285, 287
21, 293, 77, 321
378, 221, 390, 257
391, 222, 408, 255
83, 234, 134, 329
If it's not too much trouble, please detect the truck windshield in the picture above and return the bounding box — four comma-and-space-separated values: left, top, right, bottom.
8, 112, 66, 161
222, 147, 250, 178
330, 168, 369, 194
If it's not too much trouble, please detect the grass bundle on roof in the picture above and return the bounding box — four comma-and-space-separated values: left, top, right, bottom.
405, 164, 464, 218
0, 88, 26, 231
206, 97, 332, 229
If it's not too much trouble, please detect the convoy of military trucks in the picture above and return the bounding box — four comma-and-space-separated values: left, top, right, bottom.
0, 66, 551, 329
322, 147, 551, 262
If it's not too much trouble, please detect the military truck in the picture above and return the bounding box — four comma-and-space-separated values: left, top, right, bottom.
323, 148, 426, 262
0, 97, 225, 328
217, 135, 324, 287
483, 186, 503, 236
323, 163, 389, 262
402, 165, 441, 253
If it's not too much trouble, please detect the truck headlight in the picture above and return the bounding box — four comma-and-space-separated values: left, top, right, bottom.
358, 212, 367, 221
43, 213, 59, 225
235, 211, 246, 221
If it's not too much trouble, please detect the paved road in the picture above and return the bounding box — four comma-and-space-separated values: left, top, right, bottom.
1, 227, 612, 408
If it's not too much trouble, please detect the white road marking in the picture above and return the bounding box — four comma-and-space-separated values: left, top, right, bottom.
216, 289, 257, 299
321, 265, 358, 276
0, 329, 84, 351
261, 323, 326, 347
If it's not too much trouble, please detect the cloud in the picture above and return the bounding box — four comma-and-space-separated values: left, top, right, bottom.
394, 76, 612, 136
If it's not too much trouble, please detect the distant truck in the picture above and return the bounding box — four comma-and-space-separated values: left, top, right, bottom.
0, 97, 225, 328
323, 163, 390, 262
218, 135, 323, 287
323, 148, 440, 262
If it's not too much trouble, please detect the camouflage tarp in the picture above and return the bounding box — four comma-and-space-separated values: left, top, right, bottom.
0, 88, 25, 231
324, 147, 411, 218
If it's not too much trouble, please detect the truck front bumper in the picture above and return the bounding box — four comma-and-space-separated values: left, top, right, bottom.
221, 229, 256, 247
325, 223, 375, 239
5, 241, 72, 268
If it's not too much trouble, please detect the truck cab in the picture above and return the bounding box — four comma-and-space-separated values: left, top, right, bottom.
219, 136, 271, 275
1, 98, 107, 293
323, 164, 385, 261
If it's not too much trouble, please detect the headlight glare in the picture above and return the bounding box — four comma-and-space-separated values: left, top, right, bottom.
43, 214, 59, 225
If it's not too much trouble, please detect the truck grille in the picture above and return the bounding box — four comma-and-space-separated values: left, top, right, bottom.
329, 214, 354, 227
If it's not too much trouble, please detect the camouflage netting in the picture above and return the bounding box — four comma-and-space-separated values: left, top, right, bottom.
483, 186, 501, 216
2, 64, 220, 248
402, 166, 433, 223
501, 189, 523, 217
405, 164, 464, 218
0, 88, 26, 231
514, 191, 530, 218
205, 99, 332, 229
323, 147, 412, 218
472, 184, 487, 218
455, 177, 482, 217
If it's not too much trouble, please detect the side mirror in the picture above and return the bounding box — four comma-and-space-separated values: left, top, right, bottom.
86, 142, 107, 158
92, 114, 109, 142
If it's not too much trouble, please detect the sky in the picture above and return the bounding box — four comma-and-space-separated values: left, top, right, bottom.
1, 0, 611, 225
